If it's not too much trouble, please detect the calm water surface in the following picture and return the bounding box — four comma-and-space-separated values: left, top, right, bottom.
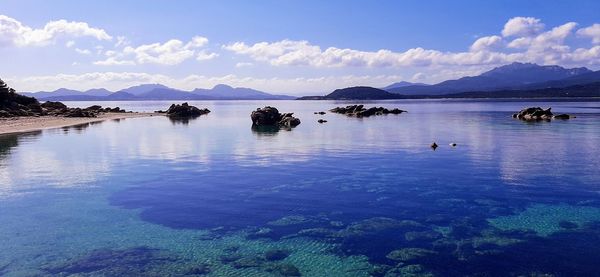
1, 99, 600, 276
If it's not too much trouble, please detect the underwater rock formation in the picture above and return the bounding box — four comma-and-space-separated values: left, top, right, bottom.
250, 106, 301, 127
330, 105, 406, 117
42, 247, 179, 275
512, 107, 572, 121
386, 248, 437, 262
265, 249, 290, 261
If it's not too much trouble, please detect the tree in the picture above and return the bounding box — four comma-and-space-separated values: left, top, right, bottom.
0, 78, 38, 108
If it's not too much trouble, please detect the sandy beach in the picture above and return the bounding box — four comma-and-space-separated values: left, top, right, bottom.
0, 112, 159, 135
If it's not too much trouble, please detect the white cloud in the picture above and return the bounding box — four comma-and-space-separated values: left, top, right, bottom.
114, 35, 129, 47
470, 35, 503, 51
224, 17, 599, 68
502, 17, 545, 37
224, 39, 515, 68
577, 24, 600, 44
235, 62, 253, 68
75, 48, 91, 55
94, 36, 216, 66
0, 14, 111, 47
196, 50, 219, 61
93, 57, 135, 66
65, 40, 75, 48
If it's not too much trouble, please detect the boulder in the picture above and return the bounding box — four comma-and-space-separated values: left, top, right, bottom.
330, 105, 406, 117
512, 107, 570, 121
251, 106, 301, 127
165, 102, 210, 118
553, 114, 571, 120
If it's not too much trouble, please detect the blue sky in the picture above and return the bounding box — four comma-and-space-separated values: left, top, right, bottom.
2, 0, 600, 94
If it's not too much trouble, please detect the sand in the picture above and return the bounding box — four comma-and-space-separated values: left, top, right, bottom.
0, 112, 160, 135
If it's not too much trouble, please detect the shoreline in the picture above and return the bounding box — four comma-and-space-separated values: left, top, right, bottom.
0, 112, 160, 135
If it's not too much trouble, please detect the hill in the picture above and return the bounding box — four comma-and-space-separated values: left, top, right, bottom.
388, 62, 593, 95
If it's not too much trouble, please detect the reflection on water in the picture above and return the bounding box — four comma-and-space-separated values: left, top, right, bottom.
1, 100, 600, 276
251, 125, 280, 136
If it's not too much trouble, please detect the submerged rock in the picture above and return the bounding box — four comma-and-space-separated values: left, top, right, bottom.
273, 263, 301, 276
186, 263, 211, 275
386, 248, 437, 261
513, 107, 572, 121
251, 106, 301, 128
231, 256, 264, 269
341, 217, 422, 237
264, 249, 290, 261
330, 105, 406, 117
164, 102, 210, 118
42, 247, 176, 275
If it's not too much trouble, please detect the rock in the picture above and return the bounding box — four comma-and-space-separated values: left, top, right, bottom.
558, 220, 578, 229
386, 248, 437, 261
85, 105, 103, 111
330, 105, 406, 117
317, 119, 327, 123
274, 264, 301, 276
165, 102, 210, 118
264, 249, 290, 261
553, 114, 571, 119
231, 256, 264, 269
314, 111, 326, 115
251, 106, 301, 127
186, 263, 211, 275
450, 143, 457, 147
64, 108, 98, 118
430, 142, 438, 150
41, 101, 68, 111
513, 107, 571, 121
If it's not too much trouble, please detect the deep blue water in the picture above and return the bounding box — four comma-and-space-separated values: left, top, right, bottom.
1, 99, 600, 276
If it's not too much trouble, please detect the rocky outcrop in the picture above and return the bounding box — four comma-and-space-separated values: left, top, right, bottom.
251, 106, 301, 127
159, 102, 210, 118
330, 105, 406, 117
1, 79, 132, 118
512, 107, 572, 121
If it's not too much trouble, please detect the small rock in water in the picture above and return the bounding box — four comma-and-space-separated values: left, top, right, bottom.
317, 119, 327, 123
264, 249, 290, 261
430, 142, 438, 150
450, 143, 457, 147
251, 106, 301, 128
558, 220, 578, 229
314, 111, 326, 115
273, 263, 301, 276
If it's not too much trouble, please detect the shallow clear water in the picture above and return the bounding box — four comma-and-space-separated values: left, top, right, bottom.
1, 99, 600, 276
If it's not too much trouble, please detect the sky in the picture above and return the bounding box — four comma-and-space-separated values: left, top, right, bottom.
1, 0, 600, 95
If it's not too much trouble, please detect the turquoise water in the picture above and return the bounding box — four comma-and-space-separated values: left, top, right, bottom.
1, 99, 600, 276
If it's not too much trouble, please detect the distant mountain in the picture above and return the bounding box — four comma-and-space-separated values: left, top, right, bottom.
298, 86, 399, 100
426, 82, 600, 99
388, 62, 593, 95
84, 88, 113, 97
26, 83, 295, 101
382, 81, 427, 90
192, 84, 294, 100
120, 84, 170, 96
22, 88, 84, 99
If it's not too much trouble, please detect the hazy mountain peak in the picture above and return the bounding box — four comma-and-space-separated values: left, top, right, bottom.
121, 83, 171, 96
382, 81, 427, 90
212, 84, 234, 90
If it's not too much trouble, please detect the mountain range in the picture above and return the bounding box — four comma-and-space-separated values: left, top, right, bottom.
387, 62, 594, 95
23, 84, 295, 101
299, 62, 600, 100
